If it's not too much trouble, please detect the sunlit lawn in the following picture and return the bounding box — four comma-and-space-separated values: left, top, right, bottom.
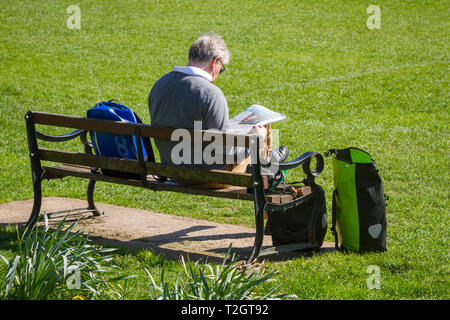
0, 0, 448, 299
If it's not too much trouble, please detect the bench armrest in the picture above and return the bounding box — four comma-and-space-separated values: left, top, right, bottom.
36, 128, 94, 154
261, 151, 325, 211
261, 150, 324, 179
36, 129, 84, 142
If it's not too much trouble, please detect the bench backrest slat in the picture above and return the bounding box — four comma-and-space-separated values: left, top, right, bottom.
33, 112, 252, 148
39, 148, 254, 187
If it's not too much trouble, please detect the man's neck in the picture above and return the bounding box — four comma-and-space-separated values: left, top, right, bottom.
188, 61, 212, 76
172, 65, 212, 82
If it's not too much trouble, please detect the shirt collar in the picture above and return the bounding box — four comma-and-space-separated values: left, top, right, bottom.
172, 65, 212, 82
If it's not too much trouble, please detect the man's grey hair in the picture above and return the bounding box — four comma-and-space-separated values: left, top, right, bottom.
188, 33, 230, 65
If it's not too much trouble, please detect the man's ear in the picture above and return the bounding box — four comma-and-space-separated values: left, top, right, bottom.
210, 57, 220, 70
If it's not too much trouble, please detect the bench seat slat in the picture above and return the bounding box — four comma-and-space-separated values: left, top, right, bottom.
42, 165, 255, 201
39, 148, 254, 187
43, 164, 295, 204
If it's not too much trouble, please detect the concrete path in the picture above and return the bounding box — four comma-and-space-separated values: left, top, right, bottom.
0, 197, 334, 261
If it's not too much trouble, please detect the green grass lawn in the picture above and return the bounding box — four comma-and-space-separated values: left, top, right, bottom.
0, 0, 448, 299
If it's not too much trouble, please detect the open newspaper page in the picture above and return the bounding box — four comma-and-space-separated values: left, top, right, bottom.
225, 104, 286, 134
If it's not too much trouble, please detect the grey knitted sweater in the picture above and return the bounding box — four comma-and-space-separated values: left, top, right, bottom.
148, 71, 234, 169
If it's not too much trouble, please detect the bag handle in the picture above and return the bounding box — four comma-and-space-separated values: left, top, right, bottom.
95, 99, 126, 110
325, 147, 376, 164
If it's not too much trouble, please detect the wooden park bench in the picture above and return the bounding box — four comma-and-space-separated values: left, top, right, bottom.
24, 111, 324, 262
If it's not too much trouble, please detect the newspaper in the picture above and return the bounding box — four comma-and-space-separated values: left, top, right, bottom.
225, 104, 286, 134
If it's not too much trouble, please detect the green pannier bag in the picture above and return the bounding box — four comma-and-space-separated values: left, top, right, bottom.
326, 147, 387, 252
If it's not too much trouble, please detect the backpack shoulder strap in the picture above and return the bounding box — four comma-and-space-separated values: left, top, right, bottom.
133, 112, 167, 183
133, 112, 156, 163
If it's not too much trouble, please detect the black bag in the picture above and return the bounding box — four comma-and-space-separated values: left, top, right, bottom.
267, 184, 327, 250
265, 151, 328, 251
326, 147, 387, 252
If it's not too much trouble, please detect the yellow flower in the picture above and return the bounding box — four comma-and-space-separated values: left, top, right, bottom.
72, 295, 85, 300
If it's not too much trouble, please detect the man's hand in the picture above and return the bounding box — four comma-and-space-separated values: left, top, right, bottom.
253, 125, 267, 143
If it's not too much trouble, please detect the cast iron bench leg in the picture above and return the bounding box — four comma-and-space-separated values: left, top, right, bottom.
247, 197, 265, 264
26, 170, 43, 228
247, 137, 267, 264
25, 111, 44, 228
87, 179, 102, 216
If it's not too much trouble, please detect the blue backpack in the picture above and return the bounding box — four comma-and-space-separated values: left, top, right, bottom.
86, 100, 156, 178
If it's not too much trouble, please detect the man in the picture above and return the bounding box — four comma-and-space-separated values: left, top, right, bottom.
148, 33, 288, 186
